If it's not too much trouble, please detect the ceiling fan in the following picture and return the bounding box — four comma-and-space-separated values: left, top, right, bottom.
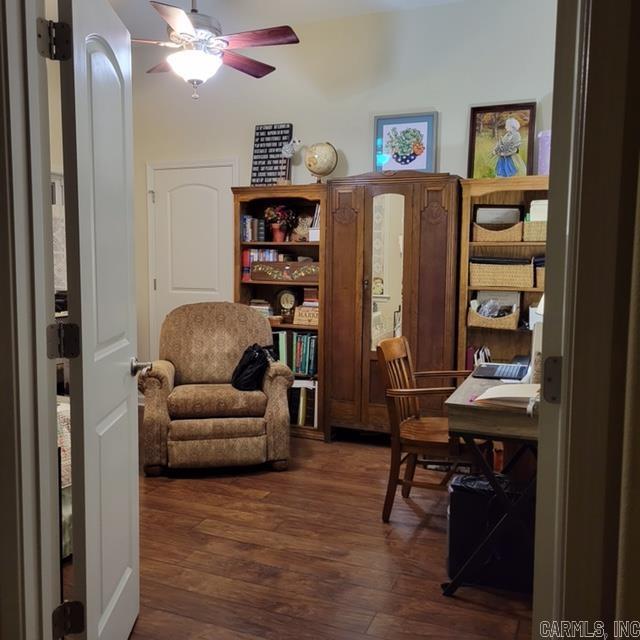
133, 0, 299, 98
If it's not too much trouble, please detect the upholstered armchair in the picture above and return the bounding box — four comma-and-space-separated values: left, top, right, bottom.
138, 302, 293, 475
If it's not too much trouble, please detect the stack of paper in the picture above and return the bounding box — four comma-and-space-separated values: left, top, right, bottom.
474, 383, 540, 409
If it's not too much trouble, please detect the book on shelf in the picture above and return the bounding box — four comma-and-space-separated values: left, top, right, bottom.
241, 249, 251, 282
240, 215, 266, 242
288, 381, 318, 428
272, 330, 287, 363
473, 345, 491, 366
311, 203, 321, 228
297, 387, 307, 426
303, 287, 319, 306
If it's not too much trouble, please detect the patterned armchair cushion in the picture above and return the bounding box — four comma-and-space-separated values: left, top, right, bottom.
168, 417, 266, 441
167, 384, 268, 419
159, 302, 273, 385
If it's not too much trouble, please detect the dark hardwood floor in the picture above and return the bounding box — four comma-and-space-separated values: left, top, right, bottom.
131, 437, 532, 640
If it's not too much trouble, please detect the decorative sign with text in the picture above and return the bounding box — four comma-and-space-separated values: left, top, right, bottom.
251, 123, 293, 186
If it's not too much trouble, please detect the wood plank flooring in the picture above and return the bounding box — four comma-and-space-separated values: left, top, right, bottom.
131, 438, 531, 639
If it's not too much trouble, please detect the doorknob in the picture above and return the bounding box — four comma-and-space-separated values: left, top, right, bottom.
130, 357, 152, 376
363, 279, 369, 290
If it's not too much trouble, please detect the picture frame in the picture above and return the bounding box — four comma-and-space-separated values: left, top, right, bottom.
374, 112, 438, 172
467, 102, 536, 179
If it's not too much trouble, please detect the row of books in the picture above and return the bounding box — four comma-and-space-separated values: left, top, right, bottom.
241, 215, 266, 242
466, 344, 492, 369
241, 249, 295, 281
272, 331, 317, 376
288, 384, 317, 428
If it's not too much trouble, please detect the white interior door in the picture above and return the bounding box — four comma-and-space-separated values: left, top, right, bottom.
148, 162, 235, 358
59, 0, 139, 637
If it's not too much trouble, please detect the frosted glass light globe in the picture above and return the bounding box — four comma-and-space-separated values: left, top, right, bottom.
167, 49, 222, 84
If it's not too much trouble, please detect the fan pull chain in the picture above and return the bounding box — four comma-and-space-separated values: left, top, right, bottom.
191, 0, 198, 13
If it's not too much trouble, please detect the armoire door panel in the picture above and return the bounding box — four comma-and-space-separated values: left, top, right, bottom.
325, 186, 365, 421
414, 184, 460, 414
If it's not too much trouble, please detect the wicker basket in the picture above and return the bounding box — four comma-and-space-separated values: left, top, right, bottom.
468, 306, 520, 331
523, 221, 547, 241
536, 266, 546, 289
469, 261, 534, 289
472, 222, 523, 243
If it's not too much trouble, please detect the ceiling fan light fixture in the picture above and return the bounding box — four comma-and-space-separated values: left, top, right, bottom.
166, 49, 222, 86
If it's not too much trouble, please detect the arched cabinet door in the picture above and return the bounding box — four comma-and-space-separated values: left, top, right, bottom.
324, 184, 365, 428
407, 179, 461, 416
325, 172, 460, 435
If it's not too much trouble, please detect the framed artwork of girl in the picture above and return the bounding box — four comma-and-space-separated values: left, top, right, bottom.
467, 103, 536, 179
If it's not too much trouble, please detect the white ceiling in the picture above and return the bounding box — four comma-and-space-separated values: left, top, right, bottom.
110, 0, 462, 39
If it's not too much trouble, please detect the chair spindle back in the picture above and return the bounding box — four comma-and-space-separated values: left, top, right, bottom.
377, 337, 420, 435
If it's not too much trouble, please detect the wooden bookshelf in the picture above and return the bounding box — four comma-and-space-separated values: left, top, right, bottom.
457, 176, 549, 367
233, 184, 328, 440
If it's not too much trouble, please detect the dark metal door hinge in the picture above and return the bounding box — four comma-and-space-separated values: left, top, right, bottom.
37, 18, 71, 61
47, 322, 81, 359
542, 356, 562, 404
52, 600, 84, 639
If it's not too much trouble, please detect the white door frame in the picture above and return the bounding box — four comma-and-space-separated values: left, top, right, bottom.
146, 158, 238, 358
0, 0, 58, 638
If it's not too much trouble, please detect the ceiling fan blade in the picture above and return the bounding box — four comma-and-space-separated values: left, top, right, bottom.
216, 25, 299, 50
222, 50, 275, 78
146, 60, 172, 73
132, 38, 180, 48
150, 1, 196, 38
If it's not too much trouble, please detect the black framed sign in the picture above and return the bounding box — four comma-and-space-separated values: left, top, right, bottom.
251, 123, 293, 186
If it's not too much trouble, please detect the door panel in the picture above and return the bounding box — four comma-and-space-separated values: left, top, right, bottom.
59, 0, 139, 637
150, 164, 235, 357
410, 183, 460, 415
325, 185, 365, 426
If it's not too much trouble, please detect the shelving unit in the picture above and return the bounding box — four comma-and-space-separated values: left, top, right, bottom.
457, 176, 549, 368
233, 184, 328, 441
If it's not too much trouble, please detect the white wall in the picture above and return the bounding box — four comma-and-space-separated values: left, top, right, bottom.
132, 0, 557, 359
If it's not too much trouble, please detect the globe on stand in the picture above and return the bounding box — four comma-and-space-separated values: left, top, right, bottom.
304, 142, 338, 183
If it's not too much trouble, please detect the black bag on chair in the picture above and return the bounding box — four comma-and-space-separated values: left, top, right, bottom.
231, 344, 274, 391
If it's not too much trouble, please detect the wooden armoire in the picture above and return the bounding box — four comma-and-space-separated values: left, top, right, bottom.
324, 171, 461, 434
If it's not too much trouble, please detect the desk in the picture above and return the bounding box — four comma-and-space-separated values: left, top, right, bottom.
442, 375, 538, 596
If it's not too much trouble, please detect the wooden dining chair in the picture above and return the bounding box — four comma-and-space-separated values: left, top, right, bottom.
377, 336, 491, 523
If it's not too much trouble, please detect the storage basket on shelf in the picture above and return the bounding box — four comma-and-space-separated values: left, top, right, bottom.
536, 266, 545, 289
467, 306, 520, 331
469, 260, 534, 289
523, 221, 547, 242
472, 222, 523, 243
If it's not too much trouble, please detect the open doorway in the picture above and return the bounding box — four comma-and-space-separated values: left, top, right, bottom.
29, 0, 638, 637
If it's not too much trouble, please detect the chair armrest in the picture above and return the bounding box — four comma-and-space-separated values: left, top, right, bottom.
387, 386, 456, 398
263, 360, 294, 387
414, 370, 472, 379
138, 359, 175, 393
262, 361, 294, 463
